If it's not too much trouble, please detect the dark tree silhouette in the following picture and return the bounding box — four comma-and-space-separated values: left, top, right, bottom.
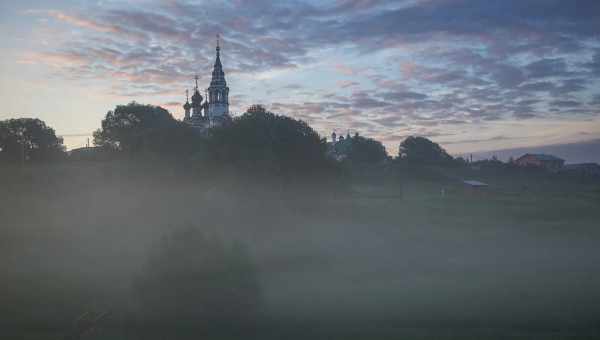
93, 102, 200, 156
398, 136, 453, 164
210, 106, 329, 174
133, 227, 261, 325
0, 118, 64, 162
347, 135, 388, 164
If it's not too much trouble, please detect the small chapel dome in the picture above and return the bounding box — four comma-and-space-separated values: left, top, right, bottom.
183, 101, 191, 110
191, 89, 203, 104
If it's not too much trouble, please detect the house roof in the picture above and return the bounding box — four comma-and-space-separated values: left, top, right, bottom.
463, 180, 488, 187
563, 163, 600, 169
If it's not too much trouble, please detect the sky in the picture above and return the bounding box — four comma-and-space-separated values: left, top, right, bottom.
1, 0, 600, 154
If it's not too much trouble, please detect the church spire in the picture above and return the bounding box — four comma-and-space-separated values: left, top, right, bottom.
207, 34, 229, 118
210, 34, 225, 87
215, 34, 221, 65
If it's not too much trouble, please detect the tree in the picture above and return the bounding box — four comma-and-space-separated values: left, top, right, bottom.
398, 136, 453, 164
454, 156, 469, 166
133, 227, 261, 325
0, 118, 64, 162
209, 107, 329, 174
93, 102, 200, 156
347, 135, 388, 164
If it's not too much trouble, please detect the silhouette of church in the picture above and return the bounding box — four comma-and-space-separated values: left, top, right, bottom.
327, 131, 357, 162
182, 35, 230, 131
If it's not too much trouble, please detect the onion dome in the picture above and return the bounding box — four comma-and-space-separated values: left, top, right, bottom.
191, 89, 203, 105
183, 89, 192, 110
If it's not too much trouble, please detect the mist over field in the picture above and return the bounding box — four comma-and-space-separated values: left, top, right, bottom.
2, 157, 600, 339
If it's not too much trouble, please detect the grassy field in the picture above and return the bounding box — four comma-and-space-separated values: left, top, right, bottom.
1, 161, 600, 339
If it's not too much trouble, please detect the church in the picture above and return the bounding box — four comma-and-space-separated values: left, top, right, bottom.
182, 37, 231, 131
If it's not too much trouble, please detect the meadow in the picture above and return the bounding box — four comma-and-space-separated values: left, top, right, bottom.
2, 161, 600, 339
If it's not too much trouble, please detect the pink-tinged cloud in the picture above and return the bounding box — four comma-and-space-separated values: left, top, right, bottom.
34, 10, 120, 34
18, 51, 88, 67
334, 63, 358, 76
401, 62, 417, 78
160, 101, 183, 113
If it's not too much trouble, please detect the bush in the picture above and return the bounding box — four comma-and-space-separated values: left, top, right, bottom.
133, 227, 261, 326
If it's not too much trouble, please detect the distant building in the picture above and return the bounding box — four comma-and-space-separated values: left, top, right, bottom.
326, 131, 355, 161
462, 180, 489, 188
560, 163, 600, 177
460, 179, 490, 196
246, 104, 267, 115
515, 153, 564, 171
182, 36, 231, 132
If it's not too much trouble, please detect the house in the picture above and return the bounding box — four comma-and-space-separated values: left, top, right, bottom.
515, 153, 564, 171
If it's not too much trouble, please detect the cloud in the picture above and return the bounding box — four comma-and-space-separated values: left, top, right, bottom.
18, 51, 89, 67
584, 50, 600, 75
334, 63, 360, 76
19, 0, 600, 153
283, 84, 304, 90
381, 91, 428, 102
337, 0, 600, 47
551, 100, 582, 108
350, 91, 390, 109
337, 80, 360, 88
590, 94, 600, 106
29, 9, 121, 33
519, 81, 556, 92
525, 58, 570, 79
444, 135, 512, 145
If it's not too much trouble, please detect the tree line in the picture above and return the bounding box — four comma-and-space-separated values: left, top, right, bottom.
1, 102, 458, 169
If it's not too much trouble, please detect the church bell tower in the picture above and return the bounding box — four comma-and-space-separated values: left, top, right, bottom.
207, 35, 229, 121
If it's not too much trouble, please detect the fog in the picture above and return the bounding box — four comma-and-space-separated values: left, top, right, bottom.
2, 161, 600, 339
